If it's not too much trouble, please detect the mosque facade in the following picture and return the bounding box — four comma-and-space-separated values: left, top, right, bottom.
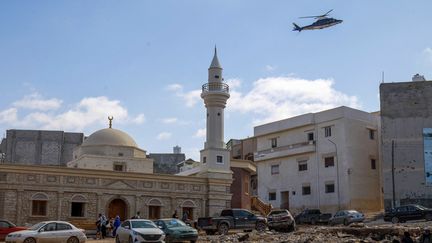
0, 49, 235, 225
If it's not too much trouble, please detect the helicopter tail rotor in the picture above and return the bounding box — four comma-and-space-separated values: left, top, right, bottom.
292, 23, 302, 32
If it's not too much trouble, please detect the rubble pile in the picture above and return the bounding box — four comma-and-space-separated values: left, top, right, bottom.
197, 222, 430, 243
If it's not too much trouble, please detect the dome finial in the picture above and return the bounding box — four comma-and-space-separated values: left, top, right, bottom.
108, 116, 114, 128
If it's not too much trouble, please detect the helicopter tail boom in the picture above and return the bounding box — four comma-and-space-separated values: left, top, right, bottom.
292, 23, 302, 32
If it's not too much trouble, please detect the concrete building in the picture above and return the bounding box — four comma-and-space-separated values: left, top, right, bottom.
255, 106, 381, 214
380, 77, 432, 208
0, 49, 234, 225
177, 158, 200, 173
0, 130, 84, 166
149, 146, 186, 174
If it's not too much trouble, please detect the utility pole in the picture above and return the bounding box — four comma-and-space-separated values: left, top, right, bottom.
391, 140, 396, 207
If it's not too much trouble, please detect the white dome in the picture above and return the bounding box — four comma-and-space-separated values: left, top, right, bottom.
82, 128, 138, 148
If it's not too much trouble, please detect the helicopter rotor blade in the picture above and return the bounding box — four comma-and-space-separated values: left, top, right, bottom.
299, 15, 321, 19
323, 9, 333, 16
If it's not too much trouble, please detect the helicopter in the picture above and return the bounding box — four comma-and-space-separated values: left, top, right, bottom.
293, 9, 342, 32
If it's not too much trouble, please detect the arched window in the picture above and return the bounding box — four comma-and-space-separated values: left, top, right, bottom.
71, 194, 87, 217
31, 193, 48, 216
147, 198, 163, 220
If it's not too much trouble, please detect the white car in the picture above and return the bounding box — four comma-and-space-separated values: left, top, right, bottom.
5, 221, 86, 243
116, 219, 165, 243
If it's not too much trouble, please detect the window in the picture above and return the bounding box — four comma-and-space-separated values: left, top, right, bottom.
118, 152, 124, 157
369, 129, 375, 140
324, 126, 332, 137
308, 132, 314, 141
271, 138, 278, 148
244, 181, 249, 195
113, 164, 124, 172
216, 156, 223, 164
325, 183, 335, 193
203, 156, 207, 163
371, 159, 376, 170
271, 164, 279, 175
32, 200, 47, 216
71, 202, 85, 217
57, 223, 72, 231
42, 223, 56, 231
324, 157, 335, 167
302, 186, 311, 195
269, 192, 276, 201
298, 161, 308, 171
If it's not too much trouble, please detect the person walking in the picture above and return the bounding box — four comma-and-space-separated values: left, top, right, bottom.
113, 215, 121, 237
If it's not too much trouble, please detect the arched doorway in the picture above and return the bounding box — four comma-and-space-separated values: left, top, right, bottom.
108, 199, 127, 220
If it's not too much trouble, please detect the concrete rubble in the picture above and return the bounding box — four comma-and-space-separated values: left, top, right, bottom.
197, 222, 431, 242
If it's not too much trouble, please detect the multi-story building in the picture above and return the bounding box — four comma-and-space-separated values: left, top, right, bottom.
149, 146, 186, 174
255, 106, 381, 214
380, 75, 432, 208
0, 129, 84, 166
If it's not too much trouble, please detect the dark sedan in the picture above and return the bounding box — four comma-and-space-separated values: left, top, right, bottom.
154, 218, 198, 243
384, 204, 432, 223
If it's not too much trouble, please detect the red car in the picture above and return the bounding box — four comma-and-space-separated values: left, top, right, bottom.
0, 219, 26, 241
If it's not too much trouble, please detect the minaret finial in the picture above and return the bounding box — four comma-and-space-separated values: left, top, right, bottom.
108, 116, 114, 128
214, 45, 217, 55
210, 46, 222, 69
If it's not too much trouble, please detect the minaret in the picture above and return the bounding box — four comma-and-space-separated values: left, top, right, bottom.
199, 47, 231, 178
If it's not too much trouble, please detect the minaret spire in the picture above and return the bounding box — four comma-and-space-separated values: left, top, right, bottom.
209, 45, 222, 69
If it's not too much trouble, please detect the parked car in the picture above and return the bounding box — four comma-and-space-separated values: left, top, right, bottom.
0, 219, 27, 241
197, 208, 267, 235
116, 219, 165, 243
267, 209, 296, 232
384, 204, 432, 223
154, 218, 198, 243
295, 209, 332, 225
329, 210, 365, 226
5, 221, 86, 243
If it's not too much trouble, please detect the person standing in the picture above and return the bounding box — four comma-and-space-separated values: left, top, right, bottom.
182, 211, 188, 222
113, 215, 121, 237
419, 229, 432, 243
132, 211, 141, 219
172, 210, 178, 219
401, 231, 414, 243
100, 213, 107, 239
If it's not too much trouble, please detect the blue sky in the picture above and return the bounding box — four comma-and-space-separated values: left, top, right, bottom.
1, 1, 431, 160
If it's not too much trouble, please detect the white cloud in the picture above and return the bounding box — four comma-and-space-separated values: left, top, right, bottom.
194, 128, 206, 138
167, 83, 201, 107
161, 117, 178, 124
13, 93, 62, 111
227, 76, 360, 125
0, 108, 18, 124
265, 65, 276, 72
156, 132, 172, 140
0, 95, 145, 131
226, 78, 242, 90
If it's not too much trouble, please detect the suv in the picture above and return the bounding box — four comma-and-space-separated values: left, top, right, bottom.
384, 204, 432, 223
267, 209, 296, 232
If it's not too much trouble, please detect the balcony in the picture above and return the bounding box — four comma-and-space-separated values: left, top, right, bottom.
254, 141, 316, 161
202, 82, 229, 94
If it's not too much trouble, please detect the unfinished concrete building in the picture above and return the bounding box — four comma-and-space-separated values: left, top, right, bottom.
380, 75, 432, 208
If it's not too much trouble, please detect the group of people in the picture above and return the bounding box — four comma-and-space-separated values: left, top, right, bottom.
172, 209, 190, 222
95, 213, 121, 239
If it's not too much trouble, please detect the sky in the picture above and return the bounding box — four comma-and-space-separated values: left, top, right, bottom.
1, 1, 432, 160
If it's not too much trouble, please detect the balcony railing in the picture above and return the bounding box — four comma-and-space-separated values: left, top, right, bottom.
202, 82, 229, 94
255, 140, 316, 160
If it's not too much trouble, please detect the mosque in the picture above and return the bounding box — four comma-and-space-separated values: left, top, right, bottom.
0, 49, 255, 226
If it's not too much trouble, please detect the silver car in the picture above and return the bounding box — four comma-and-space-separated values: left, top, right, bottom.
116, 219, 165, 243
329, 210, 365, 226
5, 221, 86, 243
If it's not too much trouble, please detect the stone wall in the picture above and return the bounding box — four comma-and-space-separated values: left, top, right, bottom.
0, 164, 231, 225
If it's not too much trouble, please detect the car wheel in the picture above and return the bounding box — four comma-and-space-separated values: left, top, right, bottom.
67, 236, 79, 243
426, 214, 432, 221
311, 218, 317, 225
129, 236, 133, 243
218, 223, 229, 235
391, 216, 399, 224
23, 238, 36, 243
343, 219, 349, 226
256, 222, 266, 232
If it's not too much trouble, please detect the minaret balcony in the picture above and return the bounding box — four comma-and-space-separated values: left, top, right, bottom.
202, 83, 229, 94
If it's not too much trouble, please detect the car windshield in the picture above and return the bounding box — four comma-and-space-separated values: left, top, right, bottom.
131, 221, 156, 229
416, 205, 428, 210
347, 210, 359, 214
163, 219, 187, 228
28, 222, 46, 231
